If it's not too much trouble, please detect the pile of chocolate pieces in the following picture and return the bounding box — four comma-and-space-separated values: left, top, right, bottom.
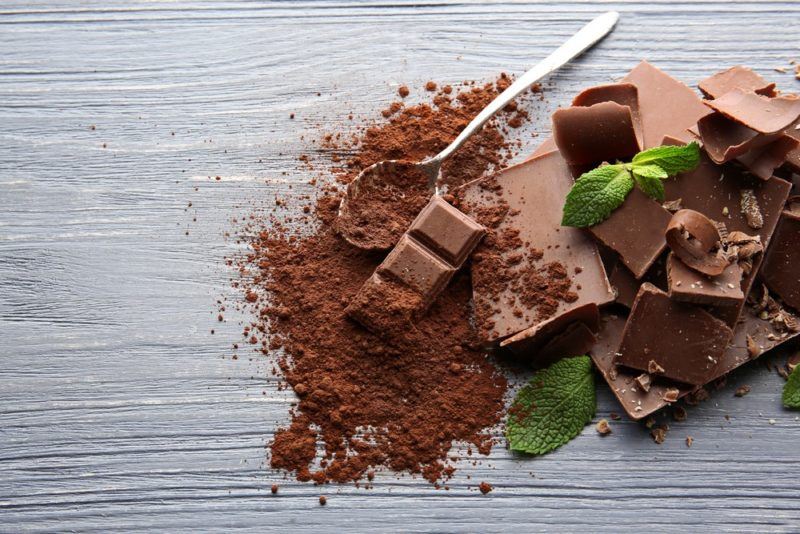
348, 61, 800, 420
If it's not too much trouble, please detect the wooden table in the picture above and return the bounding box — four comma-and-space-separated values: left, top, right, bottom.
2, 2, 799, 531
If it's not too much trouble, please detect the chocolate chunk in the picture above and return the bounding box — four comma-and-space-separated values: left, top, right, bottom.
571, 83, 643, 148
664, 209, 729, 277
591, 313, 693, 420
378, 234, 456, 296
736, 134, 799, 180
609, 256, 668, 309
589, 188, 673, 279
616, 283, 733, 386
704, 89, 800, 134
552, 101, 641, 166
347, 196, 484, 332
696, 111, 778, 164
408, 196, 485, 266
698, 66, 777, 100
461, 150, 614, 348
762, 198, 800, 311
667, 253, 744, 307
500, 302, 599, 358
622, 61, 711, 148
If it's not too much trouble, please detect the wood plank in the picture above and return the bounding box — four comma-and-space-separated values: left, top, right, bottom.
1, 1, 799, 531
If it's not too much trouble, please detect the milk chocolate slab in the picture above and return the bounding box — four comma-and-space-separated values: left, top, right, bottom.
705, 89, 800, 134
589, 188, 672, 279
616, 283, 733, 386
462, 150, 614, 347
591, 313, 692, 420
571, 83, 643, 148
762, 199, 800, 311
347, 196, 484, 332
622, 61, 711, 148
667, 253, 744, 307
698, 66, 777, 100
408, 196, 485, 266
552, 101, 641, 166
736, 134, 800, 180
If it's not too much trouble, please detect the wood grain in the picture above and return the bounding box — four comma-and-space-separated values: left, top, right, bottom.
1, 1, 799, 531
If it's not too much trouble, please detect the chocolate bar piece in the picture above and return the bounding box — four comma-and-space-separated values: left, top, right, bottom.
591, 313, 692, 420
461, 150, 614, 350
571, 83, 643, 148
616, 283, 733, 386
622, 61, 711, 148
346, 196, 484, 332
762, 198, 800, 311
698, 66, 777, 100
704, 89, 800, 134
609, 257, 667, 309
589, 188, 673, 279
552, 101, 641, 166
667, 253, 744, 307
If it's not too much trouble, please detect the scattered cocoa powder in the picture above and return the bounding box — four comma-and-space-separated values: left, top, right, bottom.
231, 75, 535, 486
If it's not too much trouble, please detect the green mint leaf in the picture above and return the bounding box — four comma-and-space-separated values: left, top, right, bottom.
631, 141, 701, 176
506, 355, 596, 455
633, 169, 666, 201
561, 165, 634, 228
783, 366, 800, 409
631, 163, 668, 180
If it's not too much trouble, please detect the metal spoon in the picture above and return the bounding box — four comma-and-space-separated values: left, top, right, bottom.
336, 11, 620, 250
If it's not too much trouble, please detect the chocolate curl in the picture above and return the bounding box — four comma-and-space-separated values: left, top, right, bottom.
696, 112, 778, 164
571, 83, 643, 149
552, 101, 641, 166
704, 89, 800, 134
698, 66, 777, 100
665, 209, 730, 276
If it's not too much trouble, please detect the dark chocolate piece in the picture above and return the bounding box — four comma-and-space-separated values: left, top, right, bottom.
346, 196, 484, 332
616, 283, 733, 386
591, 313, 693, 420
762, 197, 800, 311
704, 89, 800, 134
589, 188, 673, 279
552, 101, 641, 166
666, 253, 744, 306
622, 61, 711, 148
664, 209, 729, 276
462, 150, 614, 348
698, 66, 777, 100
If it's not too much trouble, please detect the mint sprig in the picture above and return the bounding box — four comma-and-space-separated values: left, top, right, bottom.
561, 141, 701, 228
506, 355, 596, 455
784, 365, 800, 409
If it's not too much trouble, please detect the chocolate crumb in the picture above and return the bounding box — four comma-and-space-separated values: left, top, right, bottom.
425, 81, 437, 91
635, 373, 652, 393
271, 484, 279, 494
673, 406, 688, 422
319, 495, 327, 506
735, 385, 752, 397
686, 436, 694, 448
650, 426, 668, 444
648, 360, 666, 374
479, 481, 493, 494
398, 85, 410, 98
596, 418, 612, 435
739, 189, 764, 229
662, 388, 680, 403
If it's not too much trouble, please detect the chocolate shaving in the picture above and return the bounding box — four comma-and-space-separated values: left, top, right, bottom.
739, 189, 764, 229
648, 360, 665, 374
552, 101, 641, 165
662, 388, 680, 403
663, 198, 684, 212
596, 419, 612, 435
705, 89, 800, 134
635, 373, 652, 393
698, 66, 777, 99
665, 209, 730, 276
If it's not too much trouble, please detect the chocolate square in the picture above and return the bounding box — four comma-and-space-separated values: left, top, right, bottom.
408, 196, 485, 267
377, 234, 455, 297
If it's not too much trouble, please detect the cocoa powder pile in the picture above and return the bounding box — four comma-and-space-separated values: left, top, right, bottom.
233, 77, 537, 485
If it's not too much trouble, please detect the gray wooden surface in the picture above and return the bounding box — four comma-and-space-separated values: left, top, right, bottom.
2, 1, 799, 532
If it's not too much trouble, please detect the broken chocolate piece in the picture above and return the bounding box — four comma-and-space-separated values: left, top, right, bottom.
609, 255, 668, 309
665, 209, 729, 276
667, 253, 744, 307
461, 150, 614, 348
762, 197, 800, 311
736, 134, 799, 180
571, 83, 643, 148
696, 112, 778, 164
704, 89, 800, 134
622, 61, 711, 148
552, 101, 641, 166
698, 66, 777, 100
347, 196, 484, 332
616, 283, 733, 386
591, 313, 693, 420
590, 188, 673, 279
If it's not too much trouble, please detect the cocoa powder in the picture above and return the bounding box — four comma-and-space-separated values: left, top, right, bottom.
233, 77, 535, 485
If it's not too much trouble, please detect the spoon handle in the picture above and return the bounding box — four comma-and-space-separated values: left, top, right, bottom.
427, 11, 619, 168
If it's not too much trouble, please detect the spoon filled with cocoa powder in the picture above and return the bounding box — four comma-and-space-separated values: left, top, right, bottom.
335, 11, 619, 251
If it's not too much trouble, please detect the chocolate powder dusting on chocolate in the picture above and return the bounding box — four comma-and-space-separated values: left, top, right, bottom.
232, 75, 535, 485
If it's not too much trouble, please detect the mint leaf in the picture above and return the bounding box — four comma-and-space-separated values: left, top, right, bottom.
784, 366, 800, 409
632, 141, 701, 176
561, 165, 634, 227
506, 355, 596, 455
633, 169, 666, 201
631, 163, 668, 180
